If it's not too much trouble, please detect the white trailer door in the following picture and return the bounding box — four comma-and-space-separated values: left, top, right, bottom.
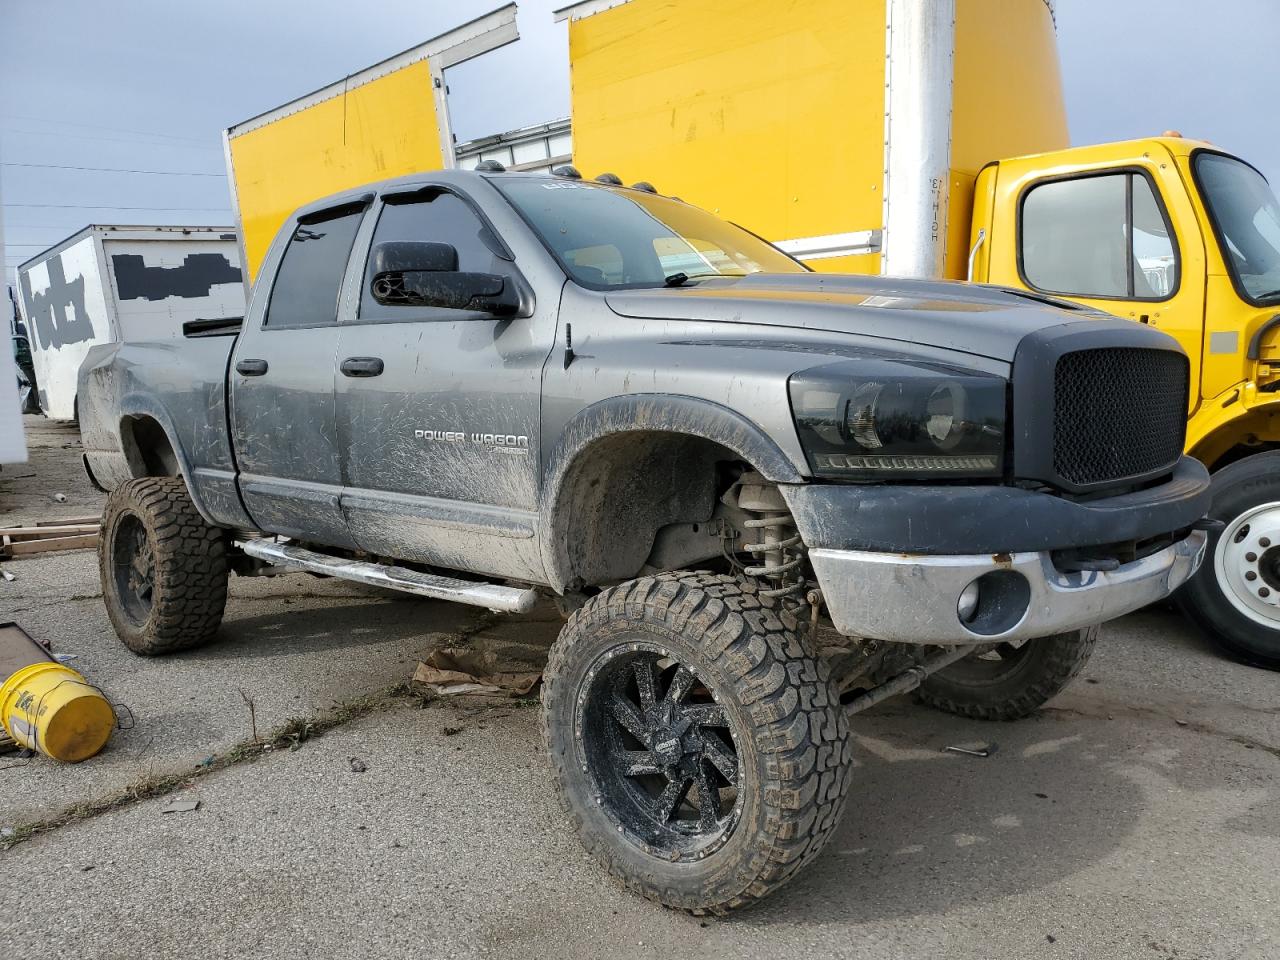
103, 237, 244, 343
17, 233, 113, 421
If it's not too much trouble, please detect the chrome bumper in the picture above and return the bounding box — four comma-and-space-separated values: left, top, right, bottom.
808, 530, 1208, 644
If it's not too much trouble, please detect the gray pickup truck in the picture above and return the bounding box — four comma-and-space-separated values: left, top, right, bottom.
80, 167, 1211, 914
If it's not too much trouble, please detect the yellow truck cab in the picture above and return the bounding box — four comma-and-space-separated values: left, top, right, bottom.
973, 137, 1280, 665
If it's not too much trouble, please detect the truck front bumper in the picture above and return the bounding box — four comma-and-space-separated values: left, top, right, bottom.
809, 530, 1207, 643
784, 455, 1212, 644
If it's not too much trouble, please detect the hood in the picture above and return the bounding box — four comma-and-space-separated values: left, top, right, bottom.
605, 273, 1115, 363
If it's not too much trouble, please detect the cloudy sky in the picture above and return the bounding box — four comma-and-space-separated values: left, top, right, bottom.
2, 0, 1278, 286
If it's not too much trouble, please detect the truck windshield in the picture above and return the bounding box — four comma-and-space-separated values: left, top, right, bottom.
1195, 152, 1280, 304
494, 178, 806, 288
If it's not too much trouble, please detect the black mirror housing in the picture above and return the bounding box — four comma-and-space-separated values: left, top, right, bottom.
371, 269, 520, 316
370, 240, 458, 275
369, 239, 522, 316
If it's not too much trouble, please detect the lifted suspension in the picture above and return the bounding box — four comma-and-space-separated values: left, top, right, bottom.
842, 644, 972, 715
733, 472, 810, 608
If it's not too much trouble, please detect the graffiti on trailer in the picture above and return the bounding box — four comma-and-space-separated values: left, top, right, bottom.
19, 255, 96, 350
111, 252, 243, 302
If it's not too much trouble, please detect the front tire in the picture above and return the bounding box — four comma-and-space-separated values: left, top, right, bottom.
542, 572, 853, 914
1175, 451, 1280, 669
916, 628, 1098, 720
99, 477, 229, 655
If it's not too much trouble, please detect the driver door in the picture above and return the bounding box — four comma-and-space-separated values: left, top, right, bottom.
334, 186, 547, 582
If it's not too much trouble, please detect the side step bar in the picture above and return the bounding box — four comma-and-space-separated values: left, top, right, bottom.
237, 539, 539, 614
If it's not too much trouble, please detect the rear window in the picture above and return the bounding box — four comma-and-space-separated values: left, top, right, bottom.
265, 206, 365, 328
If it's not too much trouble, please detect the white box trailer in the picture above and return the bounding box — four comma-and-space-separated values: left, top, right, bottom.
16, 225, 244, 421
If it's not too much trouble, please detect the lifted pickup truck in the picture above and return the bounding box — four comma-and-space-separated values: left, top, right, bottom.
81, 168, 1211, 913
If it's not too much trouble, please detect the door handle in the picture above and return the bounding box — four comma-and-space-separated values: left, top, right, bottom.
340, 357, 385, 378
235, 358, 268, 376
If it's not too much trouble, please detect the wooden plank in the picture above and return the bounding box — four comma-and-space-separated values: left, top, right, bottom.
0, 524, 100, 539
5, 533, 99, 557
36, 516, 99, 527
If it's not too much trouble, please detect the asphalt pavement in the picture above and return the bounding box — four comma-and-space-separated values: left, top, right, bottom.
0, 416, 1276, 959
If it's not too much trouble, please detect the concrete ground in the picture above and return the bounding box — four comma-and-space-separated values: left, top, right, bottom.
1, 415, 1278, 959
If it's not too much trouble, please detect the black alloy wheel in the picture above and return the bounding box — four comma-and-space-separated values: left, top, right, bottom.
579, 646, 743, 861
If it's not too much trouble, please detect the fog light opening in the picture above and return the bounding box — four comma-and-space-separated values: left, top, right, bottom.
958, 569, 1032, 636
957, 579, 981, 623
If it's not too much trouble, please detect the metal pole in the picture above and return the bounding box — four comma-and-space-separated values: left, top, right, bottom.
0, 139, 8, 331
0, 139, 30, 464
880, 0, 956, 280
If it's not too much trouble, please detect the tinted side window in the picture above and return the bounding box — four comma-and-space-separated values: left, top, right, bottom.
265, 207, 365, 328
360, 191, 506, 320
1021, 173, 1177, 300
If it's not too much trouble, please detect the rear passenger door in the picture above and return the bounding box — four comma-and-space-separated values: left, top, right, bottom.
230, 201, 367, 547
334, 186, 547, 582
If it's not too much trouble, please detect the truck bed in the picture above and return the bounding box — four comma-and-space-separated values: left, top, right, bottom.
78, 327, 250, 529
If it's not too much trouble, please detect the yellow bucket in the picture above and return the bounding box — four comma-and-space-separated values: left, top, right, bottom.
0, 625, 114, 763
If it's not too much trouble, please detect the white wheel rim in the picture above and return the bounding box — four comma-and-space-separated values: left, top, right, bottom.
1213, 501, 1280, 627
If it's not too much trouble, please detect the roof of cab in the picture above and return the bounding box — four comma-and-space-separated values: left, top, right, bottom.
289, 168, 585, 223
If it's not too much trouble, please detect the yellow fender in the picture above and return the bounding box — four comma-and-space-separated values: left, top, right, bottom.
1187, 380, 1280, 470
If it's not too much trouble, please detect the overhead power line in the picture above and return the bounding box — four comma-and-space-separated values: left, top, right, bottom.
0, 112, 213, 146
1, 161, 225, 177
2, 125, 218, 151
3, 202, 230, 210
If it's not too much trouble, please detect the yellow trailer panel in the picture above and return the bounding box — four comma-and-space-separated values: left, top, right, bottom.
224, 5, 519, 283
559, 0, 1067, 277
564, 0, 887, 274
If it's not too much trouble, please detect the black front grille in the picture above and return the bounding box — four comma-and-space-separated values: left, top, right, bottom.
1052, 347, 1187, 488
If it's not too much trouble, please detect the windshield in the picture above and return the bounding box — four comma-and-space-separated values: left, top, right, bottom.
493, 178, 806, 289
1195, 152, 1280, 303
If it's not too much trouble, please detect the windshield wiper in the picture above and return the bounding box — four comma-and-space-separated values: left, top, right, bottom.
664, 271, 745, 287
1251, 288, 1280, 302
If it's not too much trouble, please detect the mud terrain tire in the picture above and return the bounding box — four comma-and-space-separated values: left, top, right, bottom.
542, 571, 853, 914
916, 627, 1098, 720
99, 477, 228, 655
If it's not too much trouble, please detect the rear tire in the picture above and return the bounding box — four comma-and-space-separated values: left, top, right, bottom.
916, 628, 1098, 720
542, 571, 853, 914
99, 477, 229, 655
1175, 452, 1280, 670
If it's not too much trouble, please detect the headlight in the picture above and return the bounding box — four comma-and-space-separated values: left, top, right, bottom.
788, 363, 1007, 480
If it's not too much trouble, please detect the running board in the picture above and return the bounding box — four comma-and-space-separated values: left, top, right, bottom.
236, 539, 539, 614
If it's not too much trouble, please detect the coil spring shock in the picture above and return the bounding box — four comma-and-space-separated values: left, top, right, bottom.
743, 514, 808, 604
734, 473, 809, 610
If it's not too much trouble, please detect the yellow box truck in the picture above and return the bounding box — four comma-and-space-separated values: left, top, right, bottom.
557, 0, 1280, 668
223, 4, 519, 284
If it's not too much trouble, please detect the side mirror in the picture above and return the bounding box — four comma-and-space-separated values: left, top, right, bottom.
370, 240, 458, 275
369, 240, 520, 316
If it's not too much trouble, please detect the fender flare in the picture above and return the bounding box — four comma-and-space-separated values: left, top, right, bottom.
114, 395, 219, 525
537, 393, 806, 590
